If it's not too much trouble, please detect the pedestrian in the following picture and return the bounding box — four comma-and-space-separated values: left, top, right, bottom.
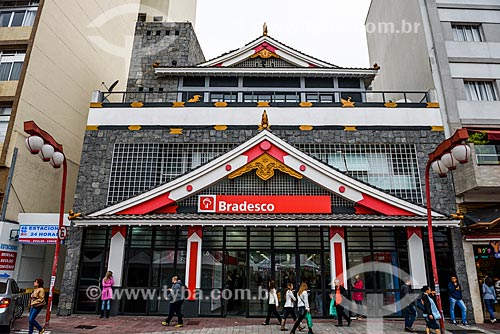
332, 279, 352, 327
421, 285, 441, 334
448, 276, 470, 326
401, 277, 417, 332
100, 271, 114, 318
290, 282, 313, 334
161, 276, 185, 328
482, 277, 497, 323
28, 278, 46, 334
351, 274, 364, 319
262, 279, 282, 325
281, 283, 301, 331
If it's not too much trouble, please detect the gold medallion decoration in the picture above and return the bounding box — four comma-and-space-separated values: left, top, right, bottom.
228, 153, 303, 181
251, 49, 280, 59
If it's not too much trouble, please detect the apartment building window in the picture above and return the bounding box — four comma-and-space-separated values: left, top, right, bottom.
452, 24, 483, 42
0, 8, 36, 27
464, 81, 497, 101
0, 51, 25, 81
0, 106, 11, 142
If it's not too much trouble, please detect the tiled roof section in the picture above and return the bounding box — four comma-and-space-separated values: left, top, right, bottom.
77, 213, 453, 221
197, 35, 374, 71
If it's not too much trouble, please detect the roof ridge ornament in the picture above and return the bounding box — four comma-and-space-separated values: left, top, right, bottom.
258, 110, 270, 131
263, 22, 268, 36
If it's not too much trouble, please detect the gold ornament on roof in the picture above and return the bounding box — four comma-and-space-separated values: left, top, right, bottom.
258, 110, 270, 131
341, 96, 355, 108
263, 22, 268, 36
228, 153, 302, 181
251, 49, 279, 59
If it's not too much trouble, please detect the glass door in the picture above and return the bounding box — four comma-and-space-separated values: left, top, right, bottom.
299, 253, 323, 315
223, 251, 247, 316
274, 252, 298, 308
248, 251, 272, 316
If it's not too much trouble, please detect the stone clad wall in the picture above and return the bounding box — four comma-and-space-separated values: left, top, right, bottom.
73, 128, 455, 215
59, 127, 458, 315
126, 21, 205, 93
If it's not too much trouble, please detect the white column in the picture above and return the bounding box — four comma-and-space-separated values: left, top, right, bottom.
462, 240, 483, 323
406, 227, 427, 288
108, 226, 126, 286
329, 227, 347, 288
185, 226, 202, 300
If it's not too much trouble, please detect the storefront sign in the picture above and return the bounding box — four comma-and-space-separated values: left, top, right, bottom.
0, 221, 19, 278
18, 225, 59, 244
0, 250, 17, 271
476, 241, 500, 259
198, 195, 331, 213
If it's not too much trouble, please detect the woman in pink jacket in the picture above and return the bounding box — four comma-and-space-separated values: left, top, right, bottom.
100, 271, 114, 318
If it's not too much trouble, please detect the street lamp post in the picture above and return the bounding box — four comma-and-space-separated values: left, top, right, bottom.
425, 128, 470, 332
24, 120, 67, 328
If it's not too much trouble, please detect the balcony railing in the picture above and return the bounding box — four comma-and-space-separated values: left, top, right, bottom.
93, 90, 432, 106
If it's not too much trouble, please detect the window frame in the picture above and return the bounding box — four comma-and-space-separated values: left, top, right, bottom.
451, 23, 484, 42
464, 80, 498, 101
0, 8, 37, 27
0, 51, 25, 81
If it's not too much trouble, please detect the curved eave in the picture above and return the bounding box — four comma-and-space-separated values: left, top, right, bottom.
198, 35, 336, 68
154, 67, 378, 79
74, 217, 460, 228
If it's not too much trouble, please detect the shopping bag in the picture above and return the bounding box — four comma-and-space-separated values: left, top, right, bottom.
329, 299, 337, 317
305, 311, 313, 328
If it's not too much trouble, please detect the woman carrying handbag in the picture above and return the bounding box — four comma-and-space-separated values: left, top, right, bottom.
290, 282, 313, 334
28, 278, 46, 334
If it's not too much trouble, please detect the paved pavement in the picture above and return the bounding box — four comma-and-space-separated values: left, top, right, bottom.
10, 313, 500, 334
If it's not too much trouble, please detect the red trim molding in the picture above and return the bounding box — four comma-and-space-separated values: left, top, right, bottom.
329, 227, 345, 240
111, 226, 127, 238
357, 194, 415, 216
406, 226, 423, 240
117, 192, 173, 215
187, 241, 199, 300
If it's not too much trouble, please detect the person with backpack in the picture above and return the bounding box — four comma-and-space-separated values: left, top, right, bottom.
401, 277, 417, 332
161, 276, 185, 328
262, 280, 282, 326
482, 277, 498, 324
421, 285, 441, 334
448, 276, 470, 326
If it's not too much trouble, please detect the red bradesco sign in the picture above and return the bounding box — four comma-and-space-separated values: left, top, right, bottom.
198, 195, 331, 214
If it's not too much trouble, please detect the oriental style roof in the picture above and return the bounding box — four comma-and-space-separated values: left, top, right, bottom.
82, 131, 449, 223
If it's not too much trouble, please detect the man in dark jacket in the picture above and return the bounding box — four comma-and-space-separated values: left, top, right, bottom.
162, 276, 185, 328
448, 276, 470, 326
401, 277, 416, 332
331, 279, 351, 327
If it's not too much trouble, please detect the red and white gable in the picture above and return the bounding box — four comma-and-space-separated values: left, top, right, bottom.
198, 35, 336, 68
90, 131, 443, 218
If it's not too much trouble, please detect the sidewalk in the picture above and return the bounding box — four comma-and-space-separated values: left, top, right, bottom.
11, 311, 500, 334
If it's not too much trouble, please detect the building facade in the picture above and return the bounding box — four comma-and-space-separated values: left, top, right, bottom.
58, 25, 467, 318
367, 0, 500, 323
0, 0, 197, 302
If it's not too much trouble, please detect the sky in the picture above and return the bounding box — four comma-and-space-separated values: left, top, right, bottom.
195, 0, 373, 68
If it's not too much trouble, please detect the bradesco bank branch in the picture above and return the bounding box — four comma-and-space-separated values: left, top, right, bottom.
73, 131, 458, 317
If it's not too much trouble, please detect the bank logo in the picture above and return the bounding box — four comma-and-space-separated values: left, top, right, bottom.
198, 195, 216, 212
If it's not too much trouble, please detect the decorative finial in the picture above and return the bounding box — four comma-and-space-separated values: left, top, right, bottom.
263, 22, 268, 36
258, 110, 270, 131
372, 63, 380, 70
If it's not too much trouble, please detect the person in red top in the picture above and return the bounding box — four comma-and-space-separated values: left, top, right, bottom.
351, 274, 364, 319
